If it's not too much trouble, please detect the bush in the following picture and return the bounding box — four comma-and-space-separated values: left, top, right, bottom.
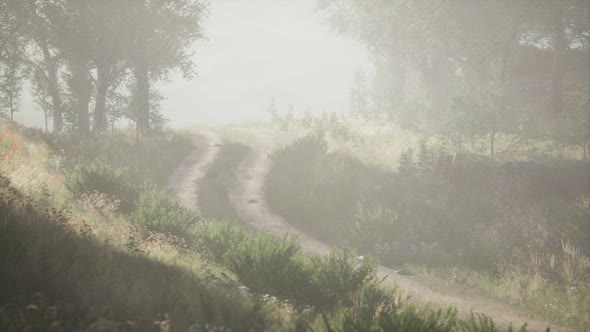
349, 203, 401, 254
195, 221, 249, 260
266, 133, 386, 242
130, 188, 198, 236
329, 305, 525, 332
67, 159, 140, 213
224, 233, 310, 300
307, 249, 376, 308
0, 185, 286, 331
195, 221, 377, 309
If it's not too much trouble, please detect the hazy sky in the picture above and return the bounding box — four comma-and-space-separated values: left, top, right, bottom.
161, 0, 370, 126
17, 0, 371, 128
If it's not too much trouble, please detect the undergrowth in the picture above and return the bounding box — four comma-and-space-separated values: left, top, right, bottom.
265, 130, 590, 329
0, 120, 538, 331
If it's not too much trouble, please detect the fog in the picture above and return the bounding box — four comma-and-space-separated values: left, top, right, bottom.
1, 1, 589, 330
161, 0, 370, 126
14, 0, 371, 128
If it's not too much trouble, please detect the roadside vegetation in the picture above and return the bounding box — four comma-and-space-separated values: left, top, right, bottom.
265, 114, 590, 330
2, 119, 536, 331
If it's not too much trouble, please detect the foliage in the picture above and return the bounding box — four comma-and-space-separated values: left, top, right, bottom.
223, 233, 309, 298
66, 159, 139, 213
195, 220, 376, 309
131, 187, 198, 236
266, 133, 386, 242
348, 203, 400, 254
307, 249, 377, 308
0, 184, 294, 331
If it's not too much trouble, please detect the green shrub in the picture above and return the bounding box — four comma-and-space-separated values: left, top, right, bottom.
195, 221, 378, 309
67, 159, 139, 213
130, 188, 198, 236
266, 133, 385, 242
308, 249, 376, 308
349, 203, 401, 254
223, 233, 310, 299
195, 221, 249, 260
329, 305, 527, 332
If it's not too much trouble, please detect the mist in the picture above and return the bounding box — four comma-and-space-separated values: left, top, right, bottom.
161, 0, 370, 126
1, 1, 589, 331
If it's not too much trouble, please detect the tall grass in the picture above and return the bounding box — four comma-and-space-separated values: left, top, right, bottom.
194, 220, 376, 309
265, 130, 590, 328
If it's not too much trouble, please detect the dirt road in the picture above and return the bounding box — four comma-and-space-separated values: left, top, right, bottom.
171, 128, 570, 332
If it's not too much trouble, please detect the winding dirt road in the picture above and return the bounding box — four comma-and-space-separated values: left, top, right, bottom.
171, 128, 570, 332
168, 131, 222, 209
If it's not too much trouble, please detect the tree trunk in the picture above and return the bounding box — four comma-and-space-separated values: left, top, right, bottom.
44, 109, 48, 132
93, 62, 110, 134
9, 95, 14, 121
135, 61, 150, 135
43, 87, 48, 132
41, 45, 63, 132
72, 63, 91, 134
93, 85, 108, 133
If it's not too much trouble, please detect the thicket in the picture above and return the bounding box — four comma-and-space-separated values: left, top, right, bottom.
1, 120, 541, 331
266, 131, 590, 328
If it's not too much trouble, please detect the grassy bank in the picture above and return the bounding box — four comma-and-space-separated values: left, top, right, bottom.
265, 122, 590, 329
0, 120, 537, 331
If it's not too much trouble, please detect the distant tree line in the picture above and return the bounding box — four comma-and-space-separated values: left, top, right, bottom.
0, 0, 207, 136
321, 0, 590, 159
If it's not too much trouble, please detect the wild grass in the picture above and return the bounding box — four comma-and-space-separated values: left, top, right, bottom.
0, 122, 299, 330
0, 120, 544, 331
131, 186, 198, 236
265, 125, 589, 328
279, 115, 585, 172
0, 180, 297, 331
413, 242, 590, 329
194, 220, 376, 309
265, 133, 388, 243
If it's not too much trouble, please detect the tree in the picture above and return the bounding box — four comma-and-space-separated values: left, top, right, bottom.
60, 0, 93, 134
321, 0, 590, 151
8, 0, 67, 132
127, 0, 207, 136
31, 66, 51, 132
87, 0, 135, 134
0, 48, 28, 121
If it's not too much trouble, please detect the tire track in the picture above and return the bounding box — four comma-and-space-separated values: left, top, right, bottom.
168, 130, 221, 210
225, 128, 570, 332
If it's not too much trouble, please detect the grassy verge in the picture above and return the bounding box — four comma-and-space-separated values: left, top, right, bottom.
0, 122, 296, 330
0, 120, 537, 331
265, 130, 590, 329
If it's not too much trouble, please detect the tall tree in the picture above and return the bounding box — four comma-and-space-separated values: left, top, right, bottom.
0, 2, 27, 121
58, 0, 93, 134
87, 0, 134, 134
9, 0, 66, 132
31, 66, 51, 132
0, 46, 28, 121
128, 0, 207, 136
